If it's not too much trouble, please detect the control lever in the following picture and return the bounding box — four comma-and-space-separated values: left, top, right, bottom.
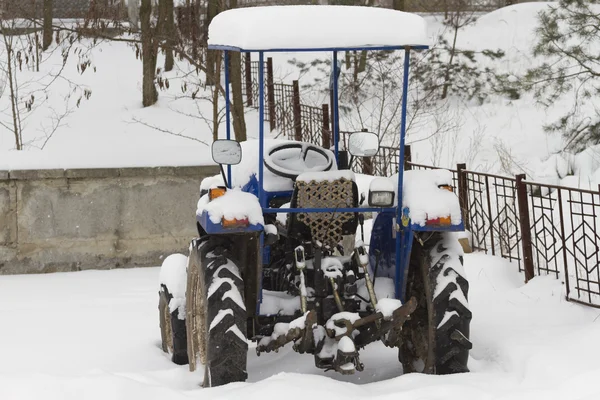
294, 245, 308, 313
353, 244, 378, 312
358, 214, 365, 242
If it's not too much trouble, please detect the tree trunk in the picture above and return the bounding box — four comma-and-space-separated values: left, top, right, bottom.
128, 0, 139, 31
230, 51, 247, 142
212, 51, 222, 141
42, 0, 53, 51
164, 0, 175, 71
227, 0, 246, 142
141, 0, 158, 107
205, 0, 219, 85
357, 50, 367, 73
393, 0, 405, 11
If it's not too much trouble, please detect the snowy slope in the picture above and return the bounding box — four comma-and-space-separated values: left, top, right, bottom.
0, 37, 229, 169
410, 3, 599, 187
269, 3, 598, 189
1, 3, 598, 190
0, 254, 598, 399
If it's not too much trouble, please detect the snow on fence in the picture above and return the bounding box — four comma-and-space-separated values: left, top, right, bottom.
406, 152, 600, 309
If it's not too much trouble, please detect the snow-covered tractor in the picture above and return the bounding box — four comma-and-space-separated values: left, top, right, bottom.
158, 5, 471, 387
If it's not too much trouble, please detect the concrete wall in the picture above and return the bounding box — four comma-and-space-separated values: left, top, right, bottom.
0, 165, 220, 274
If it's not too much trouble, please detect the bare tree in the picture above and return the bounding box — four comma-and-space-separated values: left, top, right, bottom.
0, 26, 23, 149
0, 16, 92, 151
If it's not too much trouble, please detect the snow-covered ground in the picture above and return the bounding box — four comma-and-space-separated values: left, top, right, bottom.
1, 4, 599, 399
1, 253, 598, 399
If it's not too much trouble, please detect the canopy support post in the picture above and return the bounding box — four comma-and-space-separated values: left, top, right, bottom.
258, 51, 266, 207
395, 47, 411, 300
224, 50, 232, 188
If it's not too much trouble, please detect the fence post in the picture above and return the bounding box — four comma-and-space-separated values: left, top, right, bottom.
359, 128, 373, 175
266, 57, 276, 131
404, 144, 412, 171
329, 91, 335, 139
457, 163, 470, 232
516, 174, 535, 282
244, 53, 252, 106
322, 104, 330, 149
292, 80, 302, 141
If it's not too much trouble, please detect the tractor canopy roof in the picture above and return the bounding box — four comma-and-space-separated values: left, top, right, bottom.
207, 5, 429, 52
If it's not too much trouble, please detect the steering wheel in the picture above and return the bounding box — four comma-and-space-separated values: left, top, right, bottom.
264, 142, 335, 180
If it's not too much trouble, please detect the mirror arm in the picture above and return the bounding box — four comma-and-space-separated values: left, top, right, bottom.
219, 164, 229, 189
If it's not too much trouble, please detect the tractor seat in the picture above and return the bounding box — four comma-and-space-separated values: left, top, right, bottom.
287, 171, 358, 251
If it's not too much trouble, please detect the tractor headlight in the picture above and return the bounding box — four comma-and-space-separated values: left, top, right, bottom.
369, 191, 395, 207
368, 177, 395, 207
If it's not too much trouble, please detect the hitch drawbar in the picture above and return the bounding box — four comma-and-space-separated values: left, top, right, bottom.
256, 297, 418, 373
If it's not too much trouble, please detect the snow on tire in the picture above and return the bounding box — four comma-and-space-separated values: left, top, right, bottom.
158, 285, 189, 365
400, 232, 472, 375
159, 287, 173, 354
186, 236, 248, 387
158, 254, 189, 365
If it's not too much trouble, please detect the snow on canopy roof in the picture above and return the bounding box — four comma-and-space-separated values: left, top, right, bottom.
207, 6, 429, 52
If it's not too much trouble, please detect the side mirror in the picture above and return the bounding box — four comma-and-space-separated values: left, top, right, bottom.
348, 131, 379, 157
212, 139, 242, 165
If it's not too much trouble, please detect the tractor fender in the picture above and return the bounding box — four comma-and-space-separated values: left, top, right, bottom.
196, 190, 264, 235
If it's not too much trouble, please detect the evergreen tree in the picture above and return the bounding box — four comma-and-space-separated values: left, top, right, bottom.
523, 0, 600, 152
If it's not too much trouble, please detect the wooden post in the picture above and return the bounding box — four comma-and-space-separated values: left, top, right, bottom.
360, 128, 373, 175
457, 163, 470, 232
244, 53, 253, 106
362, 157, 373, 175
292, 80, 302, 141
516, 174, 535, 282
329, 91, 335, 139
404, 144, 412, 170
322, 104, 330, 149
266, 57, 276, 131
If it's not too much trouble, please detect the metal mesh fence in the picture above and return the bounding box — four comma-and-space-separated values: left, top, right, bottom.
525, 182, 600, 306
403, 161, 600, 308
463, 171, 521, 265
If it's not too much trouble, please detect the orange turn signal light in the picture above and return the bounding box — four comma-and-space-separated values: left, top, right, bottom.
426, 216, 452, 226
209, 187, 227, 201
221, 217, 249, 228
438, 185, 453, 192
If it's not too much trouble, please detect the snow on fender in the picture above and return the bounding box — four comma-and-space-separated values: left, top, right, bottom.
393, 169, 462, 226
196, 188, 265, 226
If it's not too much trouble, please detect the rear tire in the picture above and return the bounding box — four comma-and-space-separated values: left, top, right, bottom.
186, 236, 248, 387
400, 232, 472, 374
158, 285, 189, 365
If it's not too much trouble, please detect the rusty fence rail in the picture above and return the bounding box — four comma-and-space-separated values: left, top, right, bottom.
242, 56, 330, 144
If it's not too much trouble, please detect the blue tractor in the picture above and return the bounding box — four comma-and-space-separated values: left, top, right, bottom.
157, 5, 471, 387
